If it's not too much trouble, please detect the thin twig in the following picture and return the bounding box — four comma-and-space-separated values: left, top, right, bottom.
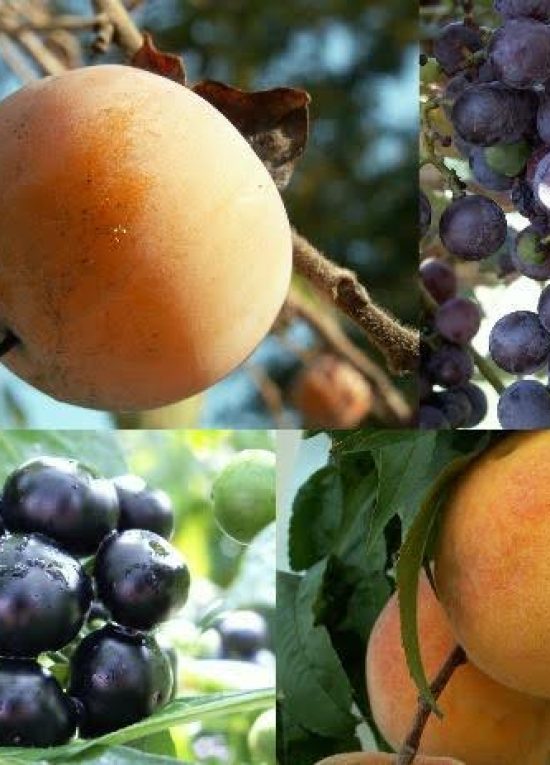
286, 290, 412, 424
0, 14, 108, 33
92, 0, 142, 56
292, 229, 419, 375
396, 645, 467, 765
246, 364, 291, 428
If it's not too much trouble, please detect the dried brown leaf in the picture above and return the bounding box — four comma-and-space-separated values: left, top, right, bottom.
131, 32, 186, 85
193, 80, 310, 190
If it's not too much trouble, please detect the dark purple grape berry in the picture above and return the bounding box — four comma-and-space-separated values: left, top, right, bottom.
420, 191, 432, 238
94, 529, 190, 631
511, 226, 550, 280
489, 310, 550, 373
435, 297, 481, 345
113, 475, 174, 540
460, 382, 489, 427
490, 19, 550, 89
69, 623, 173, 737
426, 344, 474, 387
419, 258, 457, 304
0, 534, 92, 656
494, 0, 550, 22
512, 178, 550, 227
452, 83, 537, 146
537, 95, 550, 144
431, 389, 474, 428
2, 457, 119, 555
216, 610, 268, 660
537, 283, 550, 332
433, 22, 483, 75
498, 379, 550, 428
527, 148, 550, 214
469, 149, 514, 192
0, 659, 76, 746
439, 195, 507, 261
418, 405, 450, 429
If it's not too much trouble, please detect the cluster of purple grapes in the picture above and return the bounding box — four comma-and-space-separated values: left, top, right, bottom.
421, 0, 550, 429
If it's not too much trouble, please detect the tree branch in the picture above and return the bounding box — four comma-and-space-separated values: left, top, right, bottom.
285, 290, 412, 424
292, 229, 419, 375
91, 0, 142, 56
396, 645, 467, 765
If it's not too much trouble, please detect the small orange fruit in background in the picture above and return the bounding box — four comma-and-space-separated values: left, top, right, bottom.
291, 353, 372, 427
0, 64, 291, 410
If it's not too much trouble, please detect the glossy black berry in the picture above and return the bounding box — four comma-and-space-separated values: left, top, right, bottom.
0, 534, 92, 656
216, 610, 268, 660
113, 475, 174, 539
69, 623, 173, 737
94, 530, 190, 630
0, 659, 76, 746
2, 457, 119, 555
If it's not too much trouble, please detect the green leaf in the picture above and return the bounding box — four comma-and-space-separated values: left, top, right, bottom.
0, 690, 273, 762
277, 569, 357, 738
70, 745, 187, 764
0, 431, 126, 480
288, 466, 344, 571
396, 433, 492, 713
330, 430, 421, 456
127, 730, 176, 758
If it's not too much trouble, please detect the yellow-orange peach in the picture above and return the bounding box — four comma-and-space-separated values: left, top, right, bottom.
291, 354, 372, 427
315, 755, 464, 764
435, 431, 550, 698
0, 64, 291, 409
366, 573, 549, 765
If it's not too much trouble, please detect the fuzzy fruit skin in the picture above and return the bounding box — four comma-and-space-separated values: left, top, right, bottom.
366, 573, 549, 765
0, 533, 92, 656
2, 457, 119, 555
94, 529, 190, 630
315, 756, 465, 764
0, 659, 76, 746
0, 64, 292, 410
113, 474, 174, 539
435, 431, 550, 699
69, 623, 173, 737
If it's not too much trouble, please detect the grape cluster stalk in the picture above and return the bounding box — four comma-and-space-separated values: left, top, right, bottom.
420, 0, 550, 429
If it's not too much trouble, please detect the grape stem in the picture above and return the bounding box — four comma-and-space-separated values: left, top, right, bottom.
396, 645, 467, 765
421, 99, 465, 198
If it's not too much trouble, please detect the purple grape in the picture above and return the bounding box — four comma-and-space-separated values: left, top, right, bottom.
511, 178, 550, 227
433, 22, 483, 75
439, 195, 507, 261
494, 0, 550, 21
537, 95, 550, 144
443, 72, 476, 118
452, 83, 537, 146
435, 297, 481, 345
527, 148, 550, 213
420, 191, 431, 238
459, 383, 489, 427
489, 310, 550, 373
419, 258, 457, 303
418, 405, 450, 430
498, 379, 550, 429
490, 19, 550, 89
433, 388, 474, 428
426, 344, 474, 387
469, 148, 514, 192
537, 283, 550, 332
511, 225, 550, 280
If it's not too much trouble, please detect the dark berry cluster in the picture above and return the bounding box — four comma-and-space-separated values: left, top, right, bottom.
0, 456, 189, 746
421, 0, 550, 429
